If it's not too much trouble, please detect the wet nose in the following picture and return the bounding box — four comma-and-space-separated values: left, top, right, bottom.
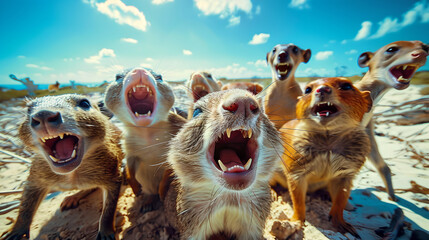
223, 97, 259, 117
278, 51, 289, 62
316, 85, 332, 94
412, 50, 428, 58
31, 111, 62, 128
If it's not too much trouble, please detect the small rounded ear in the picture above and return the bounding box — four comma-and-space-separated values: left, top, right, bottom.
266, 52, 270, 63
358, 52, 373, 68
217, 80, 223, 88
303, 49, 312, 63
361, 90, 373, 113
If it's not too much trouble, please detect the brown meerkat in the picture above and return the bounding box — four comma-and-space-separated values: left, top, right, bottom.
1, 94, 123, 240
104, 67, 186, 212
355, 40, 428, 201
167, 89, 282, 239
186, 71, 222, 119
264, 43, 311, 129
221, 81, 264, 95
280, 77, 372, 237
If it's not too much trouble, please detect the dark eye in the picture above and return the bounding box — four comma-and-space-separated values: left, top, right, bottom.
293, 46, 299, 54
386, 46, 399, 53
304, 87, 312, 94
207, 74, 212, 79
272, 48, 276, 53
78, 99, 91, 109
192, 108, 202, 118
339, 83, 352, 90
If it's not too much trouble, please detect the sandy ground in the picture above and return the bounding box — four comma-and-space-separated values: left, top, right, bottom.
0, 83, 428, 240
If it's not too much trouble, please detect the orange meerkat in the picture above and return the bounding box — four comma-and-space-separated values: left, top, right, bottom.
186, 71, 222, 119
355, 40, 428, 201
166, 89, 282, 239
104, 68, 186, 212
221, 82, 264, 95
264, 43, 311, 129
48, 81, 60, 92
1, 95, 123, 240
280, 77, 372, 237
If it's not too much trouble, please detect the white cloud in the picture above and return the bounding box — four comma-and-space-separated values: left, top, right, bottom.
93, 0, 149, 32
84, 48, 116, 64
194, 0, 252, 20
354, 21, 372, 41
248, 59, 267, 68
228, 15, 240, 26
289, 0, 308, 9
183, 49, 193, 55
17, 55, 26, 59
345, 49, 357, 55
145, 57, 154, 62
26, 64, 53, 71
341, 40, 347, 44
121, 38, 138, 44
354, 1, 429, 40
249, 33, 270, 45
314, 51, 333, 60
152, 0, 173, 5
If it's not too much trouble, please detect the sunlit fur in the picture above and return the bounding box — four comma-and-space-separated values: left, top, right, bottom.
168, 89, 282, 239
277, 78, 372, 237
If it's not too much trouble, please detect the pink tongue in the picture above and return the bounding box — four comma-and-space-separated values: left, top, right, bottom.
319, 110, 331, 117
219, 149, 243, 169
132, 88, 149, 100
55, 138, 75, 160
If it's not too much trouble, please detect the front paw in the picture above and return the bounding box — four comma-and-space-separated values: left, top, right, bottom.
0, 230, 29, 240
330, 216, 360, 239
60, 195, 81, 211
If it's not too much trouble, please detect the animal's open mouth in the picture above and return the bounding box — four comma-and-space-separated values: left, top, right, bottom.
312, 102, 340, 118
208, 128, 258, 190
40, 133, 83, 172
127, 84, 155, 117
275, 62, 293, 80
389, 64, 417, 85
192, 84, 210, 102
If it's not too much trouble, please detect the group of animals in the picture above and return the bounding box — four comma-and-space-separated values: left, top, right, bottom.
1, 40, 427, 240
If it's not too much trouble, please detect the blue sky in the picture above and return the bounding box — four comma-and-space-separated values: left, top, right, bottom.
0, 0, 428, 85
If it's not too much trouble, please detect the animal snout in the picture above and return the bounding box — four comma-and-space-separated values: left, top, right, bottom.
422, 44, 429, 53
31, 111, 62, 128
222, 97, 259, 117
278, 51, 289, 62
412, 49, 428, 58
316, 85, 332, 94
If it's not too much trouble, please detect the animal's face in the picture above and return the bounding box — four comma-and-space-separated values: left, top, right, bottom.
187, 71, 222, 102
358, 40, 428, 90
170, 89, 281, 192
19, 94, 108, 174
266, 44, 311, 81
105, 68, 174, 126
297, 78, 372, 128
221, 82, 263, 95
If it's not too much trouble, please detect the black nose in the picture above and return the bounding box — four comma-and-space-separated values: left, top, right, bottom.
278, 51, 289, 62
316, 86, 332, 94
422, 44, 429, 53
31, 110, 62, 128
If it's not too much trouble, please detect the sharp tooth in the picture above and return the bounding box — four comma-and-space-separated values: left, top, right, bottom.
327, 102, 331, 106
147, 110, 152, 117
59, 133, 64, 139
218, 160, 227, 172
71, 149, 76, 159
49, 155, 59, 162
248, 129, 252, 138
146, 86, 150, 92
133, 87, 136, 92
398, 76, 404, 81
317, 112, 320, 117
244, 158, 252, 170
326, 112, 330, 117
242, 130, 247, 138
226, 128, 231, 138
135, 112, 139, 117
403, 65, 407, 70
41, 138, 46, 143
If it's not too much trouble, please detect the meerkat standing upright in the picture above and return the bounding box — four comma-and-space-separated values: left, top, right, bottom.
186, 71, 222, 119
265, 43, 311, 129
104, 68, 186, 212
355, 40, 428, 201
167, 89, 282, 239
1, 95, 123, 240
280, 77, 372, 237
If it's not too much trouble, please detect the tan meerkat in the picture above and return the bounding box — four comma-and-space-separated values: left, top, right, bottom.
355, 40, 428, 201
167, 89, 282, 239
1, 94, 123, 240
265, 43, 311, 129
186, 71, 222, 119
280, 77, 372, 237
104, 67, 186, 212
221, 81, 264, 95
